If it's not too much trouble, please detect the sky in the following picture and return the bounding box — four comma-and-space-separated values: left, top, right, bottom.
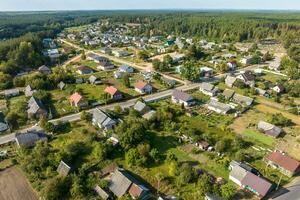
1, 0, 300, 11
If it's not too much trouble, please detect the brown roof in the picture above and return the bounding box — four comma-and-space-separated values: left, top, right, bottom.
69, 92, 83, 104
105, 86, 119, 96
241, 172, 272, 197
128, 183, 143, 199
266, 151, 300, 173
134, 80, 148, 90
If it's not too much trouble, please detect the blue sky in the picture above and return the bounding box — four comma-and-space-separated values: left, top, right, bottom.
1, 0, 300, 11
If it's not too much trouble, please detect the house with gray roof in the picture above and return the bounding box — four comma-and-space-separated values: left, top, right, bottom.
133, 101, 150, 115
27, 97, 48, 119
225, 76, 237, 88
89, 75, 101, 85
25, 85, 36, 97
199, 83, 218, 97
94, 185, 110, 200
15, 130, 48, 147
38, 65, 51, 75
161, 77, 176, 88
119, 65, 134, 73
0, 112, 8, 132
237, 71, 255, 87
258, 121, 282, 138
92, 108, 117, 132
57, 160, 71, 177
57, 81, 66, 90
207, 100, 231, 114
222, 89, 235, 100
4, 88, 20, 98
232, 93, 254, 107
171, 89, 195, 107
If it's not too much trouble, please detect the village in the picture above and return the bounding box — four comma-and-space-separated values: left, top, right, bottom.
0, 18, 300, 200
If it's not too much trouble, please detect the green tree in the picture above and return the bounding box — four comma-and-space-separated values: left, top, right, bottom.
43, 176, 71, 200
220, 182, 236, 200
122, 73, 130, 88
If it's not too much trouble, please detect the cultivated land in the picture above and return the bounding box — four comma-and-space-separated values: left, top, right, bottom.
0, 167, 38, 200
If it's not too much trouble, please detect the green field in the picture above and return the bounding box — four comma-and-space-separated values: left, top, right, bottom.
243, 129, 275, 146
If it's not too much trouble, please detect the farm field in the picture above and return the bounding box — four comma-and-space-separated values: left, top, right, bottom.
0, 167, 38, 200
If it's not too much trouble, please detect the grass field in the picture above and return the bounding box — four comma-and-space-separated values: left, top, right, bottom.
0, 167, 38, 200
243, 129, 275, 146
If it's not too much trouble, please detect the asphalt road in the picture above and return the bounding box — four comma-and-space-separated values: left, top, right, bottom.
271, 179, 300, 200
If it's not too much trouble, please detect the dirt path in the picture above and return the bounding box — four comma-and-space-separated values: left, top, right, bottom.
0, 167, 38, 200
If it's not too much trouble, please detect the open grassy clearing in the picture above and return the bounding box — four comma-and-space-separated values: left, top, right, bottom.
243, 129, 275, 146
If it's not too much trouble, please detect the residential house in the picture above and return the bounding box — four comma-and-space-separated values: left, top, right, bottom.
225, 76, 237, 88
89, 75, 101, 85
104, 86, 123, 100
236, 71, 255, 87
199, 83, 219, 97
258, 121, 283, 138
27, 97, 48, 119
57, 160, 71, 177
94, 185, 111, 200
200, 67, 214, 78
171, 54, 185, 63
222, 89, 235, 100
133, 101, 150, 115
76, 66, 94, 75
44, 49, 60, 61
57, 81, 66, 90
112, 50, 128, 57
171, 89, 195, 107
175, 65, 182, 73
240, 56, 253, 65
75, 78, 84, 84
240, 172, 273, 198
69, 92, 88, 108
255, 88, 269, 97
87, 53, 109, 63
99, 47, 112, 54
4, 88, 20, 98
119, 65, 134, 73
92, 108, 117, 131
227, 61, 237, 70
196, 140, 209, 151
134, 80, 153, 94
232, 93, 254, 107
142, 110, 156, 120
0, 112, 8, 132
114, 71, 123, 79
161, 77, 176, 88
98, 60, 115, 71
269, 57, 281, 71
273, 85, 284, 94
15, 130, 48, 147
265, 151, 300, 177
38, 65, 51, 75
108, 134, 119, 145
25, 85, 36, 97
108, 168, 150, 199
207, 100, 231, 114
157, 46, 166, 54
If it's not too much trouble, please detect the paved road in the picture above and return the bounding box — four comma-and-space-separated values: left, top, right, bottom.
271, 179, 300, 200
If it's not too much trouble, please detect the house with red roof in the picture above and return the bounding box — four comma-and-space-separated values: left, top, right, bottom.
265, 151, 300, 177
104, 86, 123, 100
69, 92, 88, 108
134, 80, 152, 94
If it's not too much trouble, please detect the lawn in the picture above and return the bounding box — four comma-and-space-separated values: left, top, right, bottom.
243, 129, 275, 146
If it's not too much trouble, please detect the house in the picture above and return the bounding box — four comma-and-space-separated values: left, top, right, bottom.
75, 78, 84, 84
119, 65, 134, 73
108, 134, 119, 145
27, 97, 48, 119
196, 140, 209, 151
0, 112, 8, 132
241, 172, 273, 198
207, 100, 231, 114
161, 77, 176, 88
108, 168, 150, 199
265, 151, 300, 177
92, 108, 117, 131
255, 88, 269, 97
15, 130, 48, 147
171, 89, 195, 107
273, 85, 284, 94
4, 88, 20, 98
269, 57, 281, 71
76, 66, 94, 75
225, 76, 237, 88
57, 160, 71, 177
240, 56, 253, 65
97, 60, 115, 71
227, 61, 237, 70
112, 50, 128, 57
232, 93, 254, 107
38, 65, 51, 75
87, 53, 109, 63
57, 81, 66, 90
104, 86, 123, 100
94, 185, 111, 200
199, 83, 219, 97
69, 92, 88, 108
171, 54, 185, 63
99, 47, 112, 54
114, 71, 123, 79
134, 80, 152, 94
25, 85, 36, 97
229, 160, 272, 198
222, 89, 235, 100
45, 49, 60, 61
258, 121, 283, 138
133, 101, 150, 115
200, 67, 214, 78
89, 75, 102, 85
237, 71, 255, 87
142, 110, 156, 120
